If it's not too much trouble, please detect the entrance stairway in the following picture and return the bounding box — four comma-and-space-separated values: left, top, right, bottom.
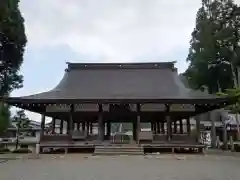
94, 144, 144, 155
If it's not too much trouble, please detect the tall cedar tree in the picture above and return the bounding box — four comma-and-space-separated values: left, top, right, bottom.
183, 0, 240, 93
0, 0, 27, 135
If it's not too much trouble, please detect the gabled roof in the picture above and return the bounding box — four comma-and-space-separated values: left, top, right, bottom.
1, 62, 230, 104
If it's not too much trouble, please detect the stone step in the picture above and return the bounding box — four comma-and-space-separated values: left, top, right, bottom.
94, 145, 144, 155
94, 151, 144, 155
96, 147, 143, 150
96, 146, 143, 149
95, 149, 143, 153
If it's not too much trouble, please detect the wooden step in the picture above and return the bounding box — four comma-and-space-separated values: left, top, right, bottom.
94, 145, 144, 155
94, 151, 144, 155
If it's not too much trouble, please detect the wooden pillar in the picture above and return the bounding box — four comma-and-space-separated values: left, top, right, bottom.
153, 121, 156, 134
196, 115, 201, 143
79, 122, 82, 131
40, 113, 46, 139
174, 120, 177, 133
151, 122, 154, 132
133, 122, 137, 141
90, 122, 93, 134
159, 122, 162, 133
60, 119, 63, 134
186, 117, 191, 135
82, 122, 86, 131
166, 116, 172, 140
156, 122, 160, 133
51, 118, 56, 134
77, 122, 80, 131
67, 119, 69, 134
161, 122, 165, 134
107, 121, 111, 140
98, 104, 104, 141
86, 122, 90, 135
136, 103, 141, 144
68, 104, 74, 138
179, 119, 183, 134
166, 105, 171, 140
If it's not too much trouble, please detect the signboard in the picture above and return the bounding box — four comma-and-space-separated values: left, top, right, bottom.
170, 104, 195, 112
141, 104, 166, 112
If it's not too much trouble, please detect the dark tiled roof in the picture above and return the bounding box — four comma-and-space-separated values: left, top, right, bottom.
4, 62, 226, 103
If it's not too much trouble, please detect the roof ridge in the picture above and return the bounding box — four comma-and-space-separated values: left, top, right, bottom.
66, 62, 176, 71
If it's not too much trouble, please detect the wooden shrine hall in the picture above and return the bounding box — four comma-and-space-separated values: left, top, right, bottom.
1, 62, 234, 154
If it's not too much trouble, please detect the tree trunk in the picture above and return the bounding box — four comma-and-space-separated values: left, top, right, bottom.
236, 66, 240, 141
231, 63, 238, 88
210, 111, 217, 148
235, 114, 240, 141
15, 128, 19, 149
221, 110, 228, 150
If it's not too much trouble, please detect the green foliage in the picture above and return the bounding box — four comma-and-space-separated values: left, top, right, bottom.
0, 0, 27, 95
14, 110, 30, 129
14, 110, 31, 137
0, 0, 26, 135
183, 0, 240, 93
217, 88, 240, 113
12, 148, 32, 154
0, 147, 10, 154
13, 110, 31, 149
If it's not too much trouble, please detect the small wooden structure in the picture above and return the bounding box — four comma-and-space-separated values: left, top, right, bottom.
0, 62, 235, 154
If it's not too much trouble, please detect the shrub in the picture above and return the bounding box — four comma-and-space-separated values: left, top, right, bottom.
12, 148, 32, 154
20, 144, 28, 148
234, 144, 240, 152
0, 148, 10, 154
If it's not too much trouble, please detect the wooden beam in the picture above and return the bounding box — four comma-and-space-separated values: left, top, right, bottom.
161, 122, 165, 134
136, 103, 141, 144
196, 115, 201, 143
179, 119, 183, 134
51, 117, 56, 134
174, 121, 177, 133
68, 104, 74, 138
40, 113, 46, 139
166, 116, 172, 140
77, 122, 80, 131
98, 104, 104, 141
107, 121, 111, 140
186, 118, 191, 136
82, 122, 85, 131
60, 119, 63, 134
165, 104, 172, 140
90, 122, 93, 134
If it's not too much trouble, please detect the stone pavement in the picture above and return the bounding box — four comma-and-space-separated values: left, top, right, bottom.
0, 153, 39, 160
0, 154, 240, 180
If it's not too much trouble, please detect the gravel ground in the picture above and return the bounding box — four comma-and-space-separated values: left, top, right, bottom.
0, 154, 240, 180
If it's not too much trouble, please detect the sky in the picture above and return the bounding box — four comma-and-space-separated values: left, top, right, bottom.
11, 0, 240, 122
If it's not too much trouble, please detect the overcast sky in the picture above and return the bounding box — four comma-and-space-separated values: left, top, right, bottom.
11, 0, 240, 122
